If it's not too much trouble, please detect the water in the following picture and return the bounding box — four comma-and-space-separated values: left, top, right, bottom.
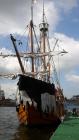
0, 107, 53, 140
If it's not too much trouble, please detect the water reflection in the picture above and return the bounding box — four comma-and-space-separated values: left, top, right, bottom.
12, 125, 53, 140
0, 107, 53, 140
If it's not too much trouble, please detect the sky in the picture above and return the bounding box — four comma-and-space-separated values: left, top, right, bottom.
0, 0, 79, 99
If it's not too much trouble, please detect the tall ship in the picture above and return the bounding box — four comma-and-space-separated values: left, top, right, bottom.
1, 0, 65, 127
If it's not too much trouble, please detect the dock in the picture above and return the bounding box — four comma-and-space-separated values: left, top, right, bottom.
50, 116, 79, 140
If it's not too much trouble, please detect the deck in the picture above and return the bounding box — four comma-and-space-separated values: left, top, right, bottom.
50, 116, 79, 140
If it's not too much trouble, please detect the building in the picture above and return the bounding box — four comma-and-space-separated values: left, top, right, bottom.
72, 95, 79, 100
0, 87, 5, 100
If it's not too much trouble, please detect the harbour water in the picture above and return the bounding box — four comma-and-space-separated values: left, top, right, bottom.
0, 107, 53, 140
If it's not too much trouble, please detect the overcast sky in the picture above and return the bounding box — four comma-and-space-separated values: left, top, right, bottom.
0, 0, 79, 99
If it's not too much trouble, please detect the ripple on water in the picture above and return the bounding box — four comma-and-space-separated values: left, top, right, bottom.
0, 107, 53, 140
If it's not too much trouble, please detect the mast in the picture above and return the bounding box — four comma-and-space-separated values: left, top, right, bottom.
30, 0, 34, 77
39, 1, 49, 81
42, 2, 46, 70
10, 34, 25, 74
30, 20, 34, 76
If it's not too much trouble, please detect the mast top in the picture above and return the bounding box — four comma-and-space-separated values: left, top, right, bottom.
43, 0, 45, 23
39, 0, 49, 32
31, 0, 33, 22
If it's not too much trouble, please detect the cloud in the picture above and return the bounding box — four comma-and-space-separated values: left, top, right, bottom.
0, 47, 21, 74
66, 74, 79, 84
64, 73, 79, 98
53, 33, 79, 72
0, 47, 12, 54
0, 0, 77, 34
0, 0, 29, 34
0, 0, 60, 34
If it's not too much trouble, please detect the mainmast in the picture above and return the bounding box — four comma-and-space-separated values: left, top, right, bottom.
30, 0, 34, 77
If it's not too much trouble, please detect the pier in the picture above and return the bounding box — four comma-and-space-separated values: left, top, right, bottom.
50, 116, 79, 140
